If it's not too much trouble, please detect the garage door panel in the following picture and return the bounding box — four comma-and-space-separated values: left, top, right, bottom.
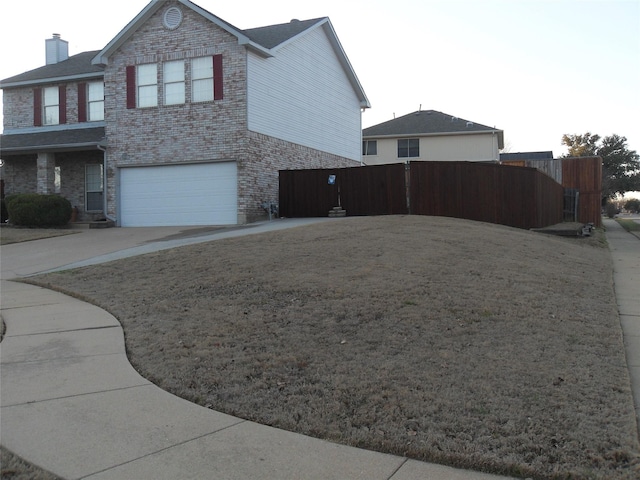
120, 163, 237, 227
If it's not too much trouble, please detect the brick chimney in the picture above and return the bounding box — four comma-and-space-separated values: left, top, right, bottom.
46, 33, 69, 65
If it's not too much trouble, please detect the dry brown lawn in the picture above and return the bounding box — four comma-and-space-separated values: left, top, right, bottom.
25, 216, 640, 479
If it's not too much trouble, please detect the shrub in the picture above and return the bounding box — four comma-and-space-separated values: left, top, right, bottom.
5, 193, 72, 227
605, 202, 618, 219
0, 198, 8, 223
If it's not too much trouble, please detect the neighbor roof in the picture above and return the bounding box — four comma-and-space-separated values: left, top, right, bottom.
500, 151, 554, 161
363, 110, 502, 137
0, 51, 103, 88
0, 127, 106, 154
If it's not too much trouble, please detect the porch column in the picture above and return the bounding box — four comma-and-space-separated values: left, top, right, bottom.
36, 152, 56, 194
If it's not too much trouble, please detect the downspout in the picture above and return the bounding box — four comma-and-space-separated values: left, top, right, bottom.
96, 144, 116, 223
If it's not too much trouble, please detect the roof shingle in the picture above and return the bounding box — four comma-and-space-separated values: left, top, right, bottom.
0, 127, 105, 154
0, 51, 103, 86
363, 110, 500, 137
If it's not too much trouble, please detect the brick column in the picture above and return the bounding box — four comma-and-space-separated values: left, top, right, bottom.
36, 152, 56, 194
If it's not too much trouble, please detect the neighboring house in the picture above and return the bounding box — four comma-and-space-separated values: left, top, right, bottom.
0, 0, 369, 226
361, 110, 504, 165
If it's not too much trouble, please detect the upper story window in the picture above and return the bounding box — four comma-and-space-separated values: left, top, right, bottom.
363, 140, 377, 156
192, 56, 213, 103
164, 60, 185, 105
137, 64, 158, 108
87, 82, 104, 121
43, 86, 60, 125
34, 85, 65, 126
398, 138, 419, 158
126, 55, 222, 110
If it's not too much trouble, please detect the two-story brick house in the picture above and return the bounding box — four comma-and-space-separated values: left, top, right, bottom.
0, 0, 369, 226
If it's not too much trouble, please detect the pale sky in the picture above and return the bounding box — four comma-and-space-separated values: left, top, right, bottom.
1, 0, 639, 159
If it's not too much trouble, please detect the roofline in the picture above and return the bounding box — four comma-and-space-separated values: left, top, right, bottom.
363, 129, 504, 140
315, 18, 370, 109
0, 72, 104, 89
92, 0, 271, 65
0, 142, 106, 155
2, 123, 106, 136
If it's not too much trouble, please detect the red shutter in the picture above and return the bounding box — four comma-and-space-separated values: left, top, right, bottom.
59, 85, 67, 124
126, 65, 136, 109
213, 54, 223, 100
78, 83, 87, 122
33, 88, 42, 126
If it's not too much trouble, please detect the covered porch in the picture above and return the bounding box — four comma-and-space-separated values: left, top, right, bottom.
0, 127, 106, 222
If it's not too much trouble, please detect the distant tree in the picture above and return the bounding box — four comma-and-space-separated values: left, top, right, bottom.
561, 133, 640, 202
561, 132, 600, 157
624, 198, 640, 213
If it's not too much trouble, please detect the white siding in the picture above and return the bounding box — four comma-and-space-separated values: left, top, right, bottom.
363, 133, 500, 165
247, 26, 362, 161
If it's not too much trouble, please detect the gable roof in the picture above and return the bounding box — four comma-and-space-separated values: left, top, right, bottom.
363, 110, 503, 148
0, 51, 103, 88
91, 0, 369, 108
0, 0, 369, 108
363, 110, 500, 136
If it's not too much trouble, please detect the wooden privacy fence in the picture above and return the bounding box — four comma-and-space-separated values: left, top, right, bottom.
562, 157, 602, 227
409, 162, 563, 230
279, 161, 566, 229
279, 163, 408, 218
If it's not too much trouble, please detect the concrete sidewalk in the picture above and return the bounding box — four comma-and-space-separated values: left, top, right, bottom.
603, 218, 640, 434
1, 218, 637, 479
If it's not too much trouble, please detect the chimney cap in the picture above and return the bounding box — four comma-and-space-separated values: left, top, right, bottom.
52, 33, 61, 38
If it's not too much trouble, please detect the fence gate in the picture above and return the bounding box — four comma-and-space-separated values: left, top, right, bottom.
563, 188, 579, 222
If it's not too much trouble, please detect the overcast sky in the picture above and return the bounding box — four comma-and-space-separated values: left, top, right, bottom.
1, 0, 639, 160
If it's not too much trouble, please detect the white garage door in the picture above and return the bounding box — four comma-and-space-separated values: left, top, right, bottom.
120, 162, 237, 227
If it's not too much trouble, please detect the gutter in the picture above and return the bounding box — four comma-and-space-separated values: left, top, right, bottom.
0, 72, 104, 89
362, 130, 504, 140
0, 143, 106, 154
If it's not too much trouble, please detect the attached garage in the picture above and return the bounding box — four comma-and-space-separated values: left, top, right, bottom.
119, 162, 237, 227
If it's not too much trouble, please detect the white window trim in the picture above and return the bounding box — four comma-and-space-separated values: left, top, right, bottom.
164, 60, 185, 105
85, 164, 104, 212
87, 82, 104, 121
43, 86, 59, 125
137, 64, 158, 108
191, 56, 214, 103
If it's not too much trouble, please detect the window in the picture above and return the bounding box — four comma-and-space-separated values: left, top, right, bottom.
87, 82, 104, 121
192, 56, 213, 102
363, 140, 377, 156
43, 86, 59, 125
137, 64, 158, 108
398, 138, 420, 158
164, 60, 185, 105
54, 166, 61, 194
85, 164, 103, 211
